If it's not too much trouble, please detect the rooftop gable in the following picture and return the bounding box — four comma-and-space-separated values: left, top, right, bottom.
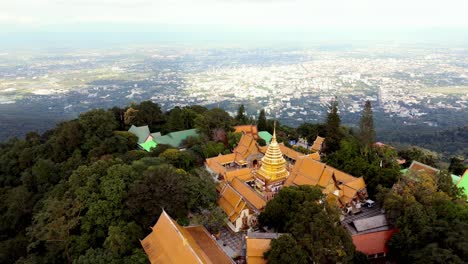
231, 177, 266, 211
141, 211, 233, 264
128, 125, 151, 143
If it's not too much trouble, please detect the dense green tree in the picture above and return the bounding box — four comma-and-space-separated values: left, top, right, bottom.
264, 234, 308, 264
163, 107, 199, 133
227, 132, 242, 150
379, 172, 468, 263
398, 146, 438, 168
126, 164, 216, 228
194, 108, 233, 140
448, 156, 466, 175
132, 101, 165, 131
323, 99, 342, 154
191, 205, 226, 234
325, 137, 400, 196
260, 186, 356, 263
358, 100, 376, 149
235, 104, 249, 125
257, 109, 267, 131
297, 123, 326, 145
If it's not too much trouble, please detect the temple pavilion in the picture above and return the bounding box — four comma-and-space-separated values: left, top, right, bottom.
205, 125, 367, 232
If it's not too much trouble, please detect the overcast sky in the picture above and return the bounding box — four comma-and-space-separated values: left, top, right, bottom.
1, 0, 468, 31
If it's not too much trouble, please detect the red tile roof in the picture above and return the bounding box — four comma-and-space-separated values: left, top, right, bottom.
352, 229, 397, 256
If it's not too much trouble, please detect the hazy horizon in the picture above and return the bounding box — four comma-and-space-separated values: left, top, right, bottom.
1, 0, 468, 48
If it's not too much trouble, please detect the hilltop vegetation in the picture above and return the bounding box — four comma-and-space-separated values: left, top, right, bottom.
0, 101, 466, 263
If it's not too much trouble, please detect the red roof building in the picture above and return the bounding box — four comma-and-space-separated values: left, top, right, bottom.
352, 229, 397, 258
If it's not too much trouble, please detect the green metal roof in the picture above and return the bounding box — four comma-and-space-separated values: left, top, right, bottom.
457, 170, 468, 201
128, 125, 150, 143
139, 140, 157, 152
451, 174, 461, 185
153, 129, 198, 148
258, 131, 273, 144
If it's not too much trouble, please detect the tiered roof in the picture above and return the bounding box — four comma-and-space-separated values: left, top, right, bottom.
218, 184, 248, 222
256, 129, 289, 182
231, 177, 266, 211
141, 211, 233, 264
285, 155, 366, 206
234, 125, 259, 139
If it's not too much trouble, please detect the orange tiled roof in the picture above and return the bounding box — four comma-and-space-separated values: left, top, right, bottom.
231, 177, 266, 211
311, 136, 325, 152
284, 156, 366, 207
309, 152, 321, 161
278, 144, 303, 161
246, 238, 271, 264
234, 134, 262, 163
218, 184, 247, 222
225, 168, 254, 182
352, 229, 397, 256
141, 211, 233, 264
234, 125, 259, 139
285, 156, 326, 186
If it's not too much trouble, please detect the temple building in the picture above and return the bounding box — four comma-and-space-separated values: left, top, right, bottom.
141, 210, 233, 264
254, 129, 289, 195
205, 125, 368, 232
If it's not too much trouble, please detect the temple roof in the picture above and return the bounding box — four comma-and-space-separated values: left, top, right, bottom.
218, 184, 248, 222
285, 155, 366, 206
246, 238, 271, 264
234, 125, 259, 139
311, 136, 325, 152
256, 127, 289, 182
141, 211, 233, 264
231, 177, 266, 211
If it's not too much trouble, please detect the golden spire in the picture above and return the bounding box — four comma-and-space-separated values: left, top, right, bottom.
256, 121, 288, 182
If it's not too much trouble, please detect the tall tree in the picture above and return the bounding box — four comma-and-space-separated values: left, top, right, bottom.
358, 100, 376, 148
324, 99, 342, 154
448, 156, 466, 175
257, 109, 267, 131
235, 104, 249, 125
260, 186, 356, 263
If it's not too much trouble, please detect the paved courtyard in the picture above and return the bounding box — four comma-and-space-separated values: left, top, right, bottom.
216, 227, 245, 258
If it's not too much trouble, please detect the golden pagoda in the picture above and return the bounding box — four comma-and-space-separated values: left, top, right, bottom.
255, 125, 289, 194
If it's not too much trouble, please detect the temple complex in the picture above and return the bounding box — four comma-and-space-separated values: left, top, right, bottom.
205, 125, 367, 232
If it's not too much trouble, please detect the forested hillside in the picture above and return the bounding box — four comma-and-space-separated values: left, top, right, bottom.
0, 101, 466, 263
